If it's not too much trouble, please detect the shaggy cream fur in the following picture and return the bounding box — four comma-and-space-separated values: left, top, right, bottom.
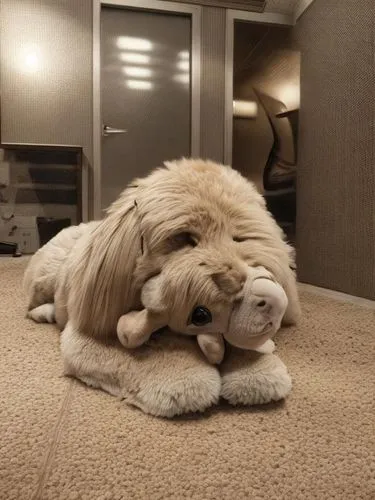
23, 159, 299, 417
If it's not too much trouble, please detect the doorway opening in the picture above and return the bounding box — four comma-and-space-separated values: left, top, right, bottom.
232, 20, 300, 245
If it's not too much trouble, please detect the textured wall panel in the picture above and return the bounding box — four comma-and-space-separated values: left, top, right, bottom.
0, 0, 93, 166
265, 0, 299, 14
200, 7, 226, 163
295, 0, 375, 299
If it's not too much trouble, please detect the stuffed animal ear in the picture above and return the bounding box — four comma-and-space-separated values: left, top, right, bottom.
141, 273, 168, 314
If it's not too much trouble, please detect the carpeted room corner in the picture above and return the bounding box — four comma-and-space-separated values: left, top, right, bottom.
1, 257, 374, 500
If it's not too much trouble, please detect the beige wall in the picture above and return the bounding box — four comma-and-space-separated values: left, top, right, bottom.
0, 0, 93, 159
295, 0, 375, 299
0, 1, 227, 218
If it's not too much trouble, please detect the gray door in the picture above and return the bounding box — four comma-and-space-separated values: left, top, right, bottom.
101, 6, 192, 210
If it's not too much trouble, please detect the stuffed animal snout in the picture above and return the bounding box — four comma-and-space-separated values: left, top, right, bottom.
224, 268, 288, 351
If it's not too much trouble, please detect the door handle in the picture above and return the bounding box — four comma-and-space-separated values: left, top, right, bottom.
102, 125, 127, 137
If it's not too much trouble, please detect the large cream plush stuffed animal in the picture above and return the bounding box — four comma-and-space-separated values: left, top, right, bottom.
23, 159, 300, 418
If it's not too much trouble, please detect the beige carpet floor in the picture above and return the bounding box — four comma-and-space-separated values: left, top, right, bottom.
1, 257, 374, 500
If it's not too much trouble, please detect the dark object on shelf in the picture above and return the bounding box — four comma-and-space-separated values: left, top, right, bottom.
0, 241, 22, 257
1, 217, 71, 255
37, 217, 71, 247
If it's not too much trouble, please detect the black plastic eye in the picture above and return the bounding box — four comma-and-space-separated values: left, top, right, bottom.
191, 306, 212, 326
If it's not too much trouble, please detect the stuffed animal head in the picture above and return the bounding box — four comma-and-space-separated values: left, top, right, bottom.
117, 263, 288, 350
69, 159, 300, 340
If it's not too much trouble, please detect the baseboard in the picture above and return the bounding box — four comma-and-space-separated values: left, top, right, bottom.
298, 282, 375, 310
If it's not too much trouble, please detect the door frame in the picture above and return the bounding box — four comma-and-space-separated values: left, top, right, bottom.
224, 10, 295, 166
93, 0, 202, 218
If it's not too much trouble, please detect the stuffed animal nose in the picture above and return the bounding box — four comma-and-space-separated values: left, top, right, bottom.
256, 299, 271, 312
252, 278, 288, 322
256, 296, 279, 317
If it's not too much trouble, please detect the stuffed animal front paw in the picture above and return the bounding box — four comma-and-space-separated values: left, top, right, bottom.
220, 349, 292, 406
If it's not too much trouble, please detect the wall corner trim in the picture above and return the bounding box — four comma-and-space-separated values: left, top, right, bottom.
294, 0, 315, 24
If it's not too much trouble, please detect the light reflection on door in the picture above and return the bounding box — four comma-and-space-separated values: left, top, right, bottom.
101, 7, 192, 210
